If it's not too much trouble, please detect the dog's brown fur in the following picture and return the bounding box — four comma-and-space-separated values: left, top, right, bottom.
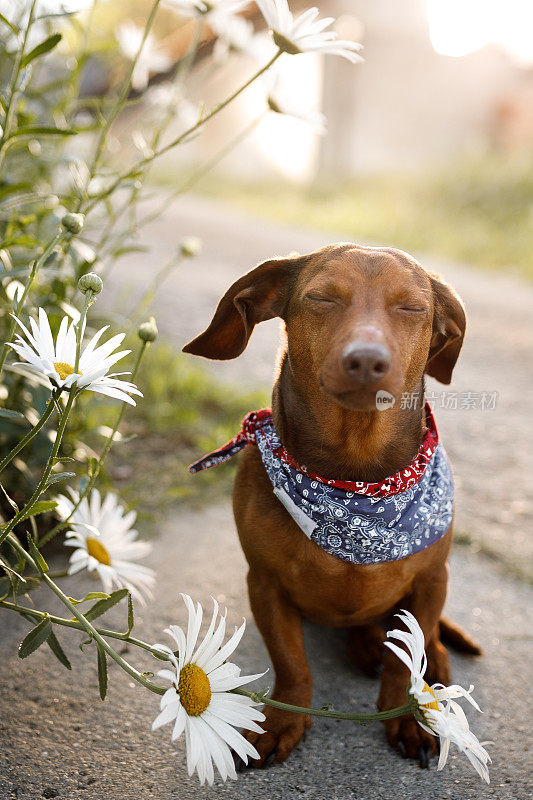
184, 243, 481, 768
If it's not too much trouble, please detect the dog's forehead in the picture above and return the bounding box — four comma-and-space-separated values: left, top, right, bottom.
297, 244, 429, 289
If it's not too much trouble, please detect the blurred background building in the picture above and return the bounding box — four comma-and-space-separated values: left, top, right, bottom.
137, 0, 533, 182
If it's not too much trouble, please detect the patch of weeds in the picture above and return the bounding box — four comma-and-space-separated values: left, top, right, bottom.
105, 342, 269, 518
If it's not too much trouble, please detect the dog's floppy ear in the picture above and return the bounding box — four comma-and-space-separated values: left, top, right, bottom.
182, 254, 302, 360
425, 274, 466, 385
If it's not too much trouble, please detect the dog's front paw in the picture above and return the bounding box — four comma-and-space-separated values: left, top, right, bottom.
236, 703, 311, 769
384, 715, 438, 767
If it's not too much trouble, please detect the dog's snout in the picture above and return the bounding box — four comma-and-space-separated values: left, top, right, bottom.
341, 342, 391, 384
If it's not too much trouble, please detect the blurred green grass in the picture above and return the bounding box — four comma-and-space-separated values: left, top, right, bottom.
198, 154, 533, 280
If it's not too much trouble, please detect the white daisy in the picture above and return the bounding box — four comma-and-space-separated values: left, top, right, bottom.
152, 595, 266, 785
164, 0, 249, 20
116, 21, 172, 91
59, 489, 155, 605
256, 0, 363, 61
266, 69, 326, 133
8, 308, 142, 405
385, 610, 491, 783
211, 13, 258, 63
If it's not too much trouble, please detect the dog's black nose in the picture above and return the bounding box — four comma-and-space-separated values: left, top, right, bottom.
341, 342, 391, 383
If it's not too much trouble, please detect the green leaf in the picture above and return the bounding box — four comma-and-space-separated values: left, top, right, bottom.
18, 617, 52, 658
0, 576, 11, 600
88, 457, 98, 477
127, 592, 134, 634
0, 408, 24, 419
21, 33, 62, 69
47, 630, 71, 670
26, 535, 49, 574
36, 11, 77, 21
18, 500, 57, 523
79, 634, 93, 651
45, 471, 75, 488
84, 588, 129, 622
0, 483, 19, 515
67, 591, 110, 606
97, 644, 108, 700
0, 182, 32, 202
8, 125, 77, 140
0, 12, 19, 35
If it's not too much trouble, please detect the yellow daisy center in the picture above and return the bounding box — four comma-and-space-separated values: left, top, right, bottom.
421, 681, 439, 711
86, 537, 111, 566
178, 663, 211, 717
54, 361, 80, 381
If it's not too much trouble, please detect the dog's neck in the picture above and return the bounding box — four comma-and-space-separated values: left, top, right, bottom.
272, 356, 426, 483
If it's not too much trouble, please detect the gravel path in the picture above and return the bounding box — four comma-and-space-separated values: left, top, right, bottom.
1, 505, 531, 800
107, 193, 533, 578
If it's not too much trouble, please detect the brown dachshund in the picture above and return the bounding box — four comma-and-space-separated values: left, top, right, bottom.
183, 243, 481, 769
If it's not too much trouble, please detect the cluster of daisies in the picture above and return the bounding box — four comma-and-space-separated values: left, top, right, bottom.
116, 0, 362, 131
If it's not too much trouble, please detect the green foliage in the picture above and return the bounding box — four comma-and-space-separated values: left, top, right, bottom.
18, 615, 52, 658
201, 154, 533, 281
97, 643, 108, 700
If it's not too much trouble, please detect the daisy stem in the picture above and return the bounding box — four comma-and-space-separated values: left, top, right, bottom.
39, 342, 148, 546
0, 229, 69, 377
82, 50, 283, 215
0, 389, 76, 548
0, 598, 167, 658
74, 290, 93, 373
0, 0, 37, 172
83, 0, 163, 195
233, 689, 416, 723
3, 538, 167, 695
0, 393, 56, 475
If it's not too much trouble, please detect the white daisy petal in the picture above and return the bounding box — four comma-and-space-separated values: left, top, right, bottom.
152, 702, 179, 730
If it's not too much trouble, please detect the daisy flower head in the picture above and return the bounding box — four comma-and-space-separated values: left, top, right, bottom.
116, 21, 172, 90
266, 67, 326, 134
211, 13, 258, 63
9, 308, 142, 405
256, 0, 363, 61
385, 610, 491, 784
59, 489, 155, 605
164, 0, 250, 20
152, 595, 266, 785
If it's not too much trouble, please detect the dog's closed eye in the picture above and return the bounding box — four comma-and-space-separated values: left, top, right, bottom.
304, 293, 345, 308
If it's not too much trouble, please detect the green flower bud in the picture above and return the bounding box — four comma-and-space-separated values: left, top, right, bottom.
62, 212, 85, 234
78, 272, 103, 295
180, 236, 202, 258
138, 317, 158, 343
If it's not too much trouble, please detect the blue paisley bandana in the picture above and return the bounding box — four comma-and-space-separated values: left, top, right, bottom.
190, 405, 454, 566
